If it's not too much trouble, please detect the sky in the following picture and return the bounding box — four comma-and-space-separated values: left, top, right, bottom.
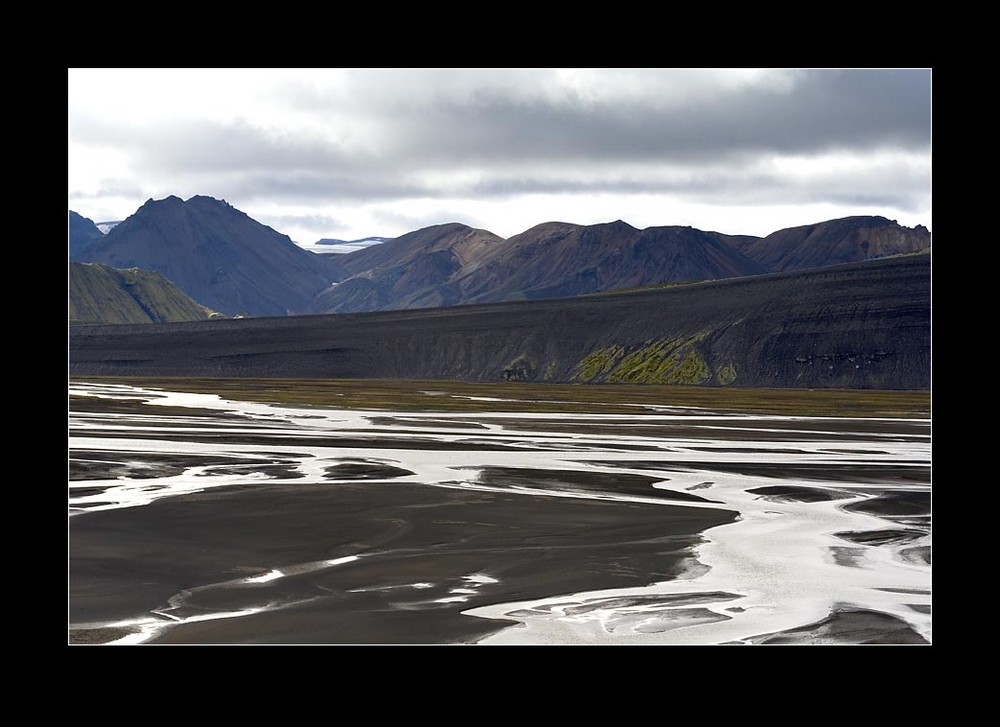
68, 68, 932, 246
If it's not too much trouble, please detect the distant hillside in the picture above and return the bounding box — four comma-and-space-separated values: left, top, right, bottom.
454, 221, 767, 305
739, 216, 930, 272
308, 223, 505, 312
74, 196, 342, 317
69, 262, 217, 325
69, 211, 105, 257
309, 220, 766, 313
308, 215, 931, 314
69, 254, 930, 390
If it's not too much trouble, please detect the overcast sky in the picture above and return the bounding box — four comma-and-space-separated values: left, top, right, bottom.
68, 68, 932, 245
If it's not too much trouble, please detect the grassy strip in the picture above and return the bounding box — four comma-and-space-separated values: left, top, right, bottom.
70, 376, 931, 418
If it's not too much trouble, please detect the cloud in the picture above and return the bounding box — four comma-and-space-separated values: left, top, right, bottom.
68, 68, 932, 240
276, 68, 929, 165
255, 212, 346, 237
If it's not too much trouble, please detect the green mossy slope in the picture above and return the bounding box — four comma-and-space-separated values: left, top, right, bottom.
70, 262, 217, 325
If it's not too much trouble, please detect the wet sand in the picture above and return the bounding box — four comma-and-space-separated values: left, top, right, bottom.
70, 476, 733, 644
738, 608, 930, 645
68, 380, 931, 645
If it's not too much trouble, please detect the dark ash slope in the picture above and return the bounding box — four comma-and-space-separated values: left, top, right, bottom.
69, 254, 930, 390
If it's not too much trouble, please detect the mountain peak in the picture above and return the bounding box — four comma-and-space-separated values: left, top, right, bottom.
186, 194, 238, 210
143, 195, 183, 208
74, 196, 336, 317
135, 195, 237, 215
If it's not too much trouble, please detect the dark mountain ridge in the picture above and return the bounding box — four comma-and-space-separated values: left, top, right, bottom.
73, 195, 341, 317
69, 253, 930, 390
69, 211, 105, 257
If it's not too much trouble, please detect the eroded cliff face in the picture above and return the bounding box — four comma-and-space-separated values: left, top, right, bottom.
70, 254, 930, 390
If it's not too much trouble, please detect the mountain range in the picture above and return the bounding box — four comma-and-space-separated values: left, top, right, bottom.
67, 195, 931, 389
69, 195, 930, 321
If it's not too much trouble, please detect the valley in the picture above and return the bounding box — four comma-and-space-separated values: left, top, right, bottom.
67, 196, 932, 645
67, 68, 932, 648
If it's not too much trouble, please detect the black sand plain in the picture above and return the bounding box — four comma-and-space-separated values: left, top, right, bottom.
68, 380, 930, 645
70, 472, 737, 644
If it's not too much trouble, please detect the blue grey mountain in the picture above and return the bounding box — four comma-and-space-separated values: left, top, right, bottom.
69, 211, 106, 258
72, 196, 342, 317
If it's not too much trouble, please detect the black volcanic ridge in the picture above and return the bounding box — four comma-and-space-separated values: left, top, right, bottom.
69, 254, 930, 390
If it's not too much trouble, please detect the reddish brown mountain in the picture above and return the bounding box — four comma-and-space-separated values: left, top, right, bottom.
738, 216, 930, 272
309, 220, 766, 313
453, 220, 766, 305
308, 223, 504, 312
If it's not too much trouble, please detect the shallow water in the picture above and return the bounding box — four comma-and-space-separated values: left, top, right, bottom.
68, 381, 931, 644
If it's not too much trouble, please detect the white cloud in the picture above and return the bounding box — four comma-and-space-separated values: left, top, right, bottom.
68, 68, 932, 243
